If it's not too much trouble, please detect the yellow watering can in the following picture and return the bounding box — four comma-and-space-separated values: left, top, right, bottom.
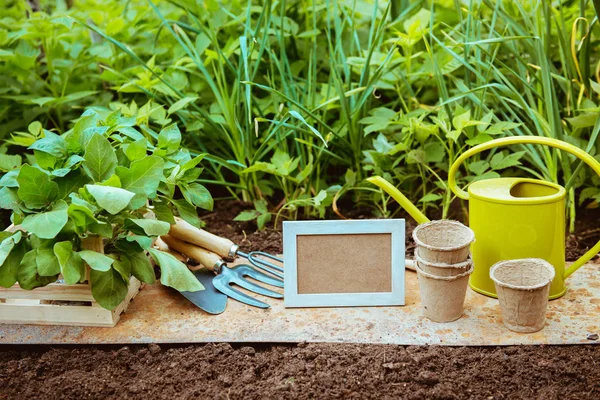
368, 136, 600, 299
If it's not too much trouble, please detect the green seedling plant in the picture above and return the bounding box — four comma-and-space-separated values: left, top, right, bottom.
2, 0, 600, 225
0, 109, 213, 309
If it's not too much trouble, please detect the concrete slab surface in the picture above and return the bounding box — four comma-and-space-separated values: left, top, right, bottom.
1, 262, 599, 346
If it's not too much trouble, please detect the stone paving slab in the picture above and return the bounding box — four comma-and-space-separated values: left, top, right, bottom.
1, 262, 599, 346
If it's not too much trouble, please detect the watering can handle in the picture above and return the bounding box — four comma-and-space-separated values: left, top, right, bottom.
448, 136, 600, 277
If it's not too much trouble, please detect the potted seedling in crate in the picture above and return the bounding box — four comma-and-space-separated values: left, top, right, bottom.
0, 109, 212, 325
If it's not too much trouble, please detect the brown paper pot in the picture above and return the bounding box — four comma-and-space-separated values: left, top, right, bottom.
413, 220, 475, 264
416, 262, 474, 323
490, 259, 555, 333
415, 254, 472, 277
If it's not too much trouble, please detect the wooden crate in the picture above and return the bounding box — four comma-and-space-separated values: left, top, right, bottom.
0, 277, 142, 327
0, 230, 144, 327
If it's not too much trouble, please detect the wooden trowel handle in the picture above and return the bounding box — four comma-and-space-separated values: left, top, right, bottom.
161, 235, 224, 272
169, 217, 235, 258
154, 237, 203, 271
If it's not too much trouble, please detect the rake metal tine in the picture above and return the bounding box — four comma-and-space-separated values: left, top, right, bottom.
232, 264, 283, 289
236, 250, 284, 278
212, 277, 270, 309
230, 274, 283, 299
248, 251, 284, 273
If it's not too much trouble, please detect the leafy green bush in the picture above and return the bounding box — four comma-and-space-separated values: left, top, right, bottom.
0, 109, 213, 309
2, 0, 600, 230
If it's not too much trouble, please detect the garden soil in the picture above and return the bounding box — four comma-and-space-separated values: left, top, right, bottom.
1, 201, 599, 399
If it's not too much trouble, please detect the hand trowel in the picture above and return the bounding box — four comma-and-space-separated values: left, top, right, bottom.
154, 238, 227, 315
179, 268, 228, 315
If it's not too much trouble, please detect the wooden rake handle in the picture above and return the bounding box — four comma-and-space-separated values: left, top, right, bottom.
169, 217, 235, 259
161, 235, 224, 272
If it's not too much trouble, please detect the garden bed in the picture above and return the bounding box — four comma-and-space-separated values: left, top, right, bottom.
1, 341, 599, 399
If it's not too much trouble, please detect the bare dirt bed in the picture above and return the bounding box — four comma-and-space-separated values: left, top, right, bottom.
1, 202, 599, 400
1, 343, 599, 399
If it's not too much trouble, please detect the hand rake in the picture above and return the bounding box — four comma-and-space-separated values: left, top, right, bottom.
169, 218, 284, 281
161, 235, 283, 309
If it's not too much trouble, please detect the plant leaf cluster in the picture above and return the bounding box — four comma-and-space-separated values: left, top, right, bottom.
1, 0, 600, 230
0, 109, 212, 309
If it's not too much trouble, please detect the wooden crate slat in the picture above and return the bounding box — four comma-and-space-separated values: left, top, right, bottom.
0, 278, 142, 327
0, 227, 145, 327
110, 277, 142, 324
0, 303, 116, 327
0, 282, 95, 302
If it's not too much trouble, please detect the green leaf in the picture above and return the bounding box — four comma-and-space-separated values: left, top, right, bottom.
180, 183, 213, 211
54, 241, 85, 285
22, 200, 69, 239
125, 251, 156, 284
172, 199, 201, 227
0, 187, 20, 212
452, 110, 471, 131
234, 210, 260, 221
289, 111, 328, 147
68, 202, 98, 234
90, 268, 128, 310
148, 248, 204, 292
28, 131, 67, 159
125, 219, 170, 236
35, 150, 58, 169
18, 249, 58, 290
82, 134, 118, 182
419, 193, 443, 203
467, 160, 489, 176
359, 108, 396, 135
17, 165, 58, 209
424, 142, 445, 163
0, 240, 25, 288
344, 169, 356, 187
157, 124, 181, 154
485, 122, 522, 135
257, 213, 271, 230
0, 169, 19, 187
0, 154, 22, 172
153, 201, 176, 224
78, 250, 114, 272
168, 97, 198, 114
36, 247, 61, 277
116, 155, 165, 199
124, 138, 147, 161
0, 231, 25, 287
178, 154, 206, 176
110, 254, 132, 283
0, 231, 22, 267
56, 170, 90, 200
466, 134, 493, 146
89, 222, 113, 238
490, 151, 526, 170
86, 184, 135, 215
126, 235, 153, 250
254, 199, 268, 214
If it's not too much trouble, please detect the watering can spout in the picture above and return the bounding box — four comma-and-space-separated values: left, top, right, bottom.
366, 176, 430, 224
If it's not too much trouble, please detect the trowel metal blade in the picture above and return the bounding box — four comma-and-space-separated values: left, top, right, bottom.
179, 269, 228, 315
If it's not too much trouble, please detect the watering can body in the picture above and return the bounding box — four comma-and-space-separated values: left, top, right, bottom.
368, 136, 600, 300
467, 177, 567, 299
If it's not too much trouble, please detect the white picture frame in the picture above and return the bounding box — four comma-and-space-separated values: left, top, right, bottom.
283, 219, 405, 308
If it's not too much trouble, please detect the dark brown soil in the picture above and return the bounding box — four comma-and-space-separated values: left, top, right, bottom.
1, 343, 599, 399
1, 201, 599, 400
201, 200, 600, 262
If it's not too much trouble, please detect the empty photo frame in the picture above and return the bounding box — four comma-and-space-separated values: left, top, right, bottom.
283, 219, 405, 307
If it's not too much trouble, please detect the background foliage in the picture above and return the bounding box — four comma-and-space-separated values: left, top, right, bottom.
1, 0, 600, 230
